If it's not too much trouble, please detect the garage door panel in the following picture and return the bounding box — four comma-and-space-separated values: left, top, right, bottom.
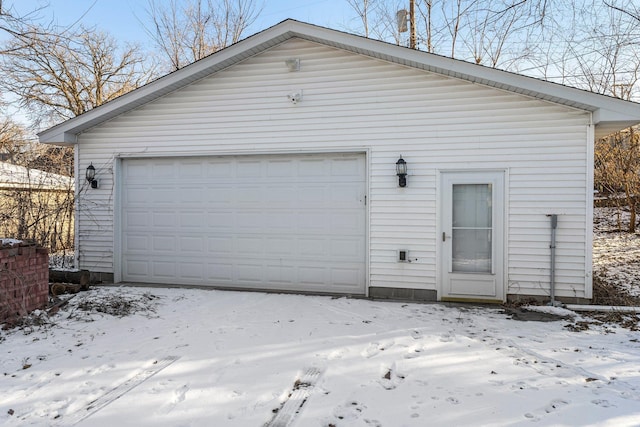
151, 162, 175, 178
148, 187, 176, 204
236, 186, 264, 203
206, 161, 232, 177
331, 158, 363, 176
237, 237, 264, 254
207, 263, 234, 282
152, 212, 176, 227
207, 212, 234, 229
179, 262, 204, 280
122, 153, 366, 294
266, 159, 294, 177
236, 212, 265, 229
126, 260, 149, 277
153, 261, 176, 278
205, 187, 233, 203
124, 235, 148, 251
298, 266, 327, 285
236, 160, 263, 177
125, 211, 148, 228
331, 185, 363, 203
207, 236, 234, 253
299, 238, 327, 256
266, 265, 296, 284
178, 236, 204, 252
331, 212, 364, 231
178, 161, 203, 177
298, 159, 326, 176
332, 268, 361, 287
330, 239, 362, 257
152, 236, 175, 252
264, 212, 297, 229
125, 163, 149, 179
178, 212, 204, 228
236, 263, 265, 282
265, 237, 295, 255
125, 187, 150, 204
178, 187, 204, 204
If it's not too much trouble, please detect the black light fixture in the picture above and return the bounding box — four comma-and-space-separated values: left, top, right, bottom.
86, 163, 98, 189
396, 156, 407, 188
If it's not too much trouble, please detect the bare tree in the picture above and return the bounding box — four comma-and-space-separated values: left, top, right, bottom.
0, 24, 155, 127
604, 0, 640, 22
595, 129, 640, 232
0, 1, 56, 55
146, 0, 262, 71
0, 117, 29, 161
345, 0, 552, 67
416, 0, 433, 52
346, 0, 379, 38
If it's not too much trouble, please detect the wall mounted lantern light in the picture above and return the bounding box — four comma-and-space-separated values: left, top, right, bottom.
86, 163, 98, 189
396, 156, 407, 188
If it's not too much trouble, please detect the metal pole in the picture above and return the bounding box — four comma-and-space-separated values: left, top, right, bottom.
548, 214, 558, 306
410, 0, 416, 49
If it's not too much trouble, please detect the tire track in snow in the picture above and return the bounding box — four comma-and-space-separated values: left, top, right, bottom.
59, 356, 180, 425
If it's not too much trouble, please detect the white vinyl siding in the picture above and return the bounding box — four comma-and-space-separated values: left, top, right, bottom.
77, 38, 591, 299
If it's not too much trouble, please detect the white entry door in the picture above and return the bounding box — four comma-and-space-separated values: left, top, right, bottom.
441, 171, 504, 301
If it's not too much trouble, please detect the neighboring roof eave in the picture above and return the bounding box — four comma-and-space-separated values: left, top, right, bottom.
38, 19, 640, 145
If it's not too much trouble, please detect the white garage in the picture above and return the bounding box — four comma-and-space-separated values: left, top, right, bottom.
39, 20, 640, 302
119, 153, 367, 294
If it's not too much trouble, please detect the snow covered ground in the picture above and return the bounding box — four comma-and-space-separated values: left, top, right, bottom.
2, 287, 640, 427
593, 207, 640, 297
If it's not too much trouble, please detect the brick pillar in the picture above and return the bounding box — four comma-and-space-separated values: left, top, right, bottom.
0, 241, 49, 324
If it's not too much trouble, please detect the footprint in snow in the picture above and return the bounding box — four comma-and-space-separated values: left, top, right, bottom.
361, 341, 394, 358
439, 333, 454, 343
524, 398, 570, 422
174, 384, 189, 403
446, 396, 460, 405
510, 381, 539, 391
157, 384, 189, 415
379, 366, 406, 390
591, 399, 614, 408
326, 349, 345, 360
330, 400, 367, 422
544, 399, 569, 413
404, 346, 424, 359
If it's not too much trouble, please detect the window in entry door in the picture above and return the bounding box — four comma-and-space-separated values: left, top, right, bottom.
451, 183, 492, 273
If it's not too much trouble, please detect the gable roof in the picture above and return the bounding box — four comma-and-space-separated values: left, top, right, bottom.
38, 19, 640, 143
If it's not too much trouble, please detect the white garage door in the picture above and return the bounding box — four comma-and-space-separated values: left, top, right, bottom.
121, 153, 366, 294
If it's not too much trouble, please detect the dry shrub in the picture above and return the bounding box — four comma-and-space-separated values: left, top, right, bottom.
69, 291, 159, 320
592, 270, 640, 306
